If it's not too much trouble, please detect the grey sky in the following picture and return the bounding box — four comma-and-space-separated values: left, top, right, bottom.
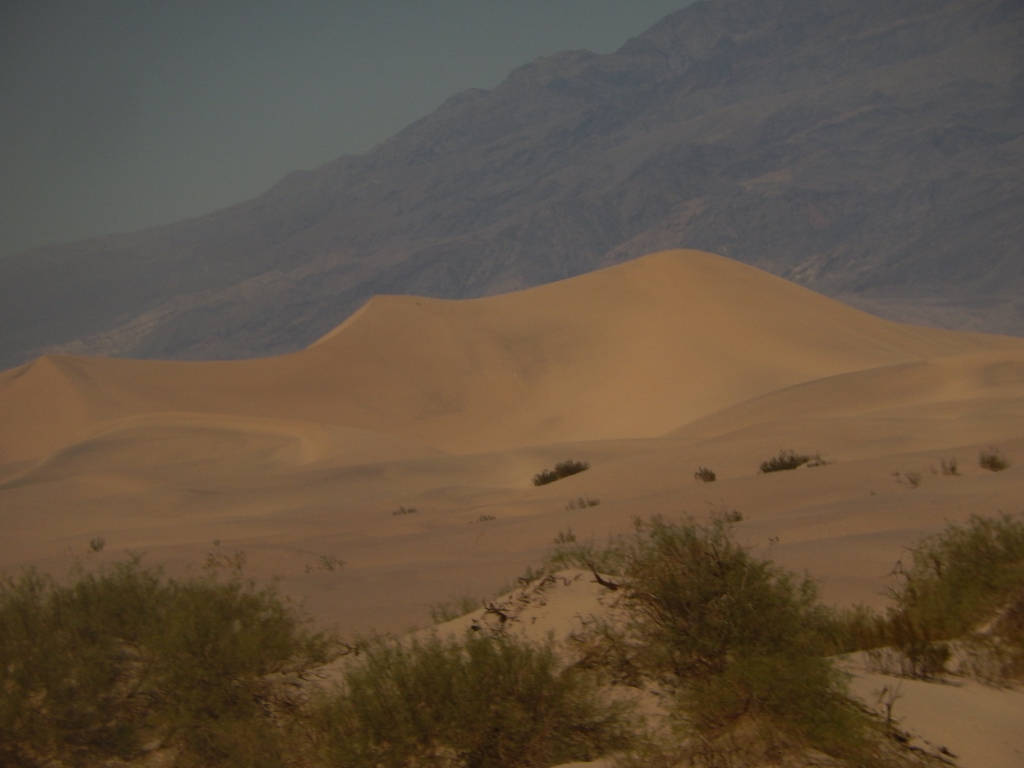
0, 1, 693, 259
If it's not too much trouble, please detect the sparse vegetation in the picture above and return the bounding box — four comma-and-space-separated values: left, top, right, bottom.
532, 459, 590, 486
475, 513, 497, 522
827, 512, 1024, 683
12, 511, 1024, 766
306, 553, 346, 573
565, 495, 600, 510
615, 515, 883, 763
980, 447, 1010, 472
314, 633, 635, 768
940, 458, 959, 476
392, 505, 418, 515
204, 540, 249, 573
879, 513, 1024, 680
758, 450, 826, 474
0, 558, 337, 768
693, 466, 716, 482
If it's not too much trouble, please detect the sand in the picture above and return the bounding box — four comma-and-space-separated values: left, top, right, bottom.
2, 249, 1023, 766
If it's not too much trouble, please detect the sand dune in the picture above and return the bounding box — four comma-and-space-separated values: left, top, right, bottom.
3, 247, 1024, 606
3, 250, 1021, 469
3, 249, 1024, 767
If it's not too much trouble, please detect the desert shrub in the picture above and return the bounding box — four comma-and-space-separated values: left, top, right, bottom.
612, 515, 883, 761
816, 603, 892, 656
820, 514, 1024, 683
693, 467, 716, 482
980, 447, 1010, 471
314, 632, 634, 768
758, 450, 824, 473
940, 458, 959, 476
392, 505, 418, 515
532, 460, 590, 486
564, 496, 600, 510
885, 513, 1024, 651
980, 587, 1024, 680
0, 559, 336, 768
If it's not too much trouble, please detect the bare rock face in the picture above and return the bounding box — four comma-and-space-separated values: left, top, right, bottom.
1, 0, 1022, 368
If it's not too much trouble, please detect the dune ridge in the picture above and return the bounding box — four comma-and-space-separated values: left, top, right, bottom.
3, 249, 1021, 469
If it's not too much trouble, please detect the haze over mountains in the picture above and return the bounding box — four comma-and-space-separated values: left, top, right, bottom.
1, 0, 1022, 370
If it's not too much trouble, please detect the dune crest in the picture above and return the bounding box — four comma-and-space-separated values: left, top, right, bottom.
3, 249, 1023, 467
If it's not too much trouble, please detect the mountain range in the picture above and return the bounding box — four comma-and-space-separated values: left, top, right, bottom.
1, 0, 1021, 370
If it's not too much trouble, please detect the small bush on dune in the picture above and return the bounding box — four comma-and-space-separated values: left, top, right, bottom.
564, 495, 600, 510
980, 447, 1010, 472
693, 466, 716, 482
532, 459, 590, 486
758, 450, 825, 473
314, 632, 634, 768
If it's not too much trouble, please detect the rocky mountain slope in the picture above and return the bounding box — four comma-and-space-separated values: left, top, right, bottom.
1, 0, 1021, 369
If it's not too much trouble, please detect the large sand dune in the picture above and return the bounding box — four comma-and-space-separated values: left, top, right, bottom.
3, 250, 1017, 468
3, 249, 1024, 766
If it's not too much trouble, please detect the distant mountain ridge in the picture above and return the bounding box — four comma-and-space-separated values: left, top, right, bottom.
1, 0, 1021, 369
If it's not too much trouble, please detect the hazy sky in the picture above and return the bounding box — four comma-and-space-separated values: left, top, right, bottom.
0, 1, 695, 259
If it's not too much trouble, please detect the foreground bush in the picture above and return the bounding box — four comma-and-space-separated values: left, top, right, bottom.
881, 513, 1024, 679
619, 516, 877, 759
315, 633, 634, 768
0, 559, 336, 768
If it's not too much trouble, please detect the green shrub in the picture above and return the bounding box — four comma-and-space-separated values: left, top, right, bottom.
532, 460, 590, 486
314, 632, 634, 768
758, 450, 823, 473
0, 559, 336, 768
612, 515, 883, 761
886, 513, 1024, 649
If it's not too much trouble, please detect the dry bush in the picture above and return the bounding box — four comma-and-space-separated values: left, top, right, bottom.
533, 460, 590, 486
880, 513, 1024, 682
758, 450, 826, 474
314, 633, 634, 768
0, 558, 336, 768
694, 467, 717, 482
980, 447, 1010, 471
